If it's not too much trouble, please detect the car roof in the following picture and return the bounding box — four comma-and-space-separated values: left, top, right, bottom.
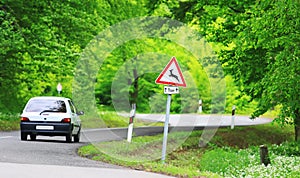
28, 96, 71, 101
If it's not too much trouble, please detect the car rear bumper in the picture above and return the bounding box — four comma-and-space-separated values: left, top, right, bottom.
20, 122, 73, 136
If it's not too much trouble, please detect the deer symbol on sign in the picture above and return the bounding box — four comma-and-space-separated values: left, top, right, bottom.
169, 69, 179, 82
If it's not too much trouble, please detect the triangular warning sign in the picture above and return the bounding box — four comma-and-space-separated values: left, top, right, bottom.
155, 57, 187, 87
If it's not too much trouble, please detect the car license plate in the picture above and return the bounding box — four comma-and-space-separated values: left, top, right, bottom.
36, 126, 54, 130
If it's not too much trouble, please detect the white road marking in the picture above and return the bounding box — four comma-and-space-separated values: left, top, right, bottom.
0, 136, 13, 139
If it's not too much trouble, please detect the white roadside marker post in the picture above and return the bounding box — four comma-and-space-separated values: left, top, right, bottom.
198, 99, 202, 113
127, 103, 136, 143
56, 83, 62, 96
231, 105, 236, 130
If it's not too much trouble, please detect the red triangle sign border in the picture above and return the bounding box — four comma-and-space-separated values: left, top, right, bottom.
155, 57, 187, 87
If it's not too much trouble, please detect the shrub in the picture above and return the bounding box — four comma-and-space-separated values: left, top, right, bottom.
0, 113, 20, 131
270, 141, 300, 156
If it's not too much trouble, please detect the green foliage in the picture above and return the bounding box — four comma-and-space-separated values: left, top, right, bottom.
80, 111, 163, 129
200, 148, 256, 175
78, 123, 296, 177
0, 4, 25, 113
1, 0, 151, 115
94, 37, 214, 114
0, 113, 19, 131
152, 0, 300, 139
2, 0, 294, 129
225, 75, 257, 114
1, 0, 109, 113
200, 145, 300, 178
270, 141, 300, 156
2, 0, 235, 116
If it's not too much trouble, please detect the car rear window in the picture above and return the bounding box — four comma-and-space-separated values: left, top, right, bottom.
25, 99, 67, 113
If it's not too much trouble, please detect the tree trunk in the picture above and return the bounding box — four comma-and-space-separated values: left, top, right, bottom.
127, 56, 139, 106
131, 68, 139, 105
294, 109, 300, 142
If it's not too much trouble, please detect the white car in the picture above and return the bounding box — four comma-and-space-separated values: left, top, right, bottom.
20, 96, 83, 143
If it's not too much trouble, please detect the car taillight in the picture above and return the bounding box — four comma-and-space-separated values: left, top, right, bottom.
20, 117, 30, 122
61, 118, 71, 123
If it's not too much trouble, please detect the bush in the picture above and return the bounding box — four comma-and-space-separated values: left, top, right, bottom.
270, 141, 300, 156
0, 113, 20, 131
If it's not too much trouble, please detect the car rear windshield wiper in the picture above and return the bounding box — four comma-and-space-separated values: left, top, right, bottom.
39, 110, 62, 115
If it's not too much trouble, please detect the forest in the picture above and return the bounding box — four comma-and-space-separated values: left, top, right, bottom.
1, 0, 299, 139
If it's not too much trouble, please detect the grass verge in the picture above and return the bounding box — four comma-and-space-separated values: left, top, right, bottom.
78, 123, 297, 177
81, 111, 164, 129
0, 111, 163, 131
0, 113, 20, 131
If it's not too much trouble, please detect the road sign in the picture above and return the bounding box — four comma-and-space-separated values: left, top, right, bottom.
157, 57, 187, 163
155, 57, 186, 87
164, 86, 179, 94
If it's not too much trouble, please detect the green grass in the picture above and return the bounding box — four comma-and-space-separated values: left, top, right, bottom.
0, 111, 163, 131
78, 123, 297, 177
81, 111, 164, 129
0, 113, 20, 131
199, 144, 300, 177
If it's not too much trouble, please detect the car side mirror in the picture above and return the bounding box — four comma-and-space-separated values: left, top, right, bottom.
77, 111, 84, 115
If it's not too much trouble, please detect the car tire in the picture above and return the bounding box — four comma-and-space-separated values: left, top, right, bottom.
74, 130, 80, 143
66, 132, 72, 143
30, 134, 36, 141
21, 133, 27, 141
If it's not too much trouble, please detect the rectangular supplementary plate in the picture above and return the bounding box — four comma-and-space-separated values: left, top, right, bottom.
164, 86, 179, 94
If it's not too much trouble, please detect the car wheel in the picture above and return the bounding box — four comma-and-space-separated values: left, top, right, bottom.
21, 133, 27, 141
66, 132, 72, 143
30, 134, 36, 141
74, 130, 80, 143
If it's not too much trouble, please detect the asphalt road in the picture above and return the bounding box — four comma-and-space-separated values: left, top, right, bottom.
0, 131, 120, 167
0, 114, 272, 178
132, 113, 272, 127
0, 129, 173, 178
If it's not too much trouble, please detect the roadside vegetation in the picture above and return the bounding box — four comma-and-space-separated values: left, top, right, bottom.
81, 111, 164, 129
78, 123, 300, 177
0, 111, 163, 131
0, 113, 20, 131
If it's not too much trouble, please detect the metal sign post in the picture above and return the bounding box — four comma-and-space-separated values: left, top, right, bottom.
161, 93, 171, 163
